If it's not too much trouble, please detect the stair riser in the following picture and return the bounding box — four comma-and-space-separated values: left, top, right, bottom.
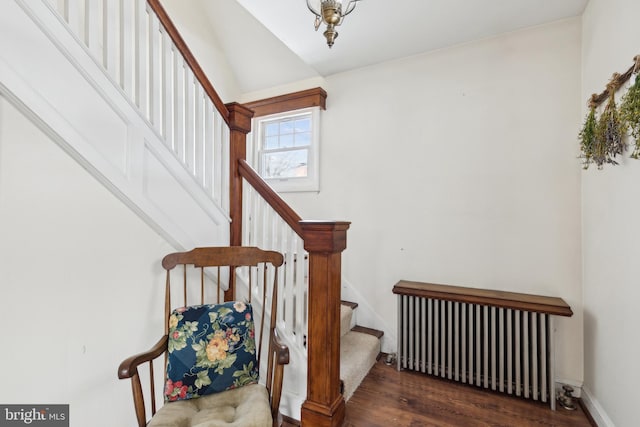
340, 305, 353, 337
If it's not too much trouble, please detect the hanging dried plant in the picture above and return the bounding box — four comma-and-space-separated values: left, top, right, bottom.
595, 75, 627, 167
619, 58, 640, 158
578, 103, 598, 169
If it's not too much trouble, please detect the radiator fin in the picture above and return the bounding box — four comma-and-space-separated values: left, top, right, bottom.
399, 296, 552, 406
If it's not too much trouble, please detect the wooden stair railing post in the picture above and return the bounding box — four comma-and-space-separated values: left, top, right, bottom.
300, 220, 351, 427
226, 102, 254, 301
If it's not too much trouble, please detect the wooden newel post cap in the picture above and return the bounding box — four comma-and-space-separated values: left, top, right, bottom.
226, 102, 254, 133
300, 221, 350, 253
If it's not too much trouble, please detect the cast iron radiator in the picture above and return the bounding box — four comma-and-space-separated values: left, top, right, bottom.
393, 281, 573, 410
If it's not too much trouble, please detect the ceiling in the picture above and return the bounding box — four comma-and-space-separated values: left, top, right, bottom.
197, 0, 589, 95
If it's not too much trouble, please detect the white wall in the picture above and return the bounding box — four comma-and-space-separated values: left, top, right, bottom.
161, 0, 322, 99
283, 19, 584, 384
0, 95, 174, 426
581, 0, 640, 425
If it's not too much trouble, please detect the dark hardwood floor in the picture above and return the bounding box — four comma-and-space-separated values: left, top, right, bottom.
286, 359, 594, 426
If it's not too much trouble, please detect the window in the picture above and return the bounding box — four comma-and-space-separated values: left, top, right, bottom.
245, 87, 326, 193
253, 107, 320, 192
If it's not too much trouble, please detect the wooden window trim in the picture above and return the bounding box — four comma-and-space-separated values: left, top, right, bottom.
244, 87, 327, 117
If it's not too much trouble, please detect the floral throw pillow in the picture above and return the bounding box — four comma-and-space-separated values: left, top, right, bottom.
164, 301, 259, 402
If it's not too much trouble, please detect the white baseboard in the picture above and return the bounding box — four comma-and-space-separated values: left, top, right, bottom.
581, 386, 615, 427
279, 391, 304, 421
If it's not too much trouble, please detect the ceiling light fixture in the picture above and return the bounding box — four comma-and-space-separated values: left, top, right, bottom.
306, 0, 361, 48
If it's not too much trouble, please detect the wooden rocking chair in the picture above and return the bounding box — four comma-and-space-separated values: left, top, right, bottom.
118, 247, 289, 427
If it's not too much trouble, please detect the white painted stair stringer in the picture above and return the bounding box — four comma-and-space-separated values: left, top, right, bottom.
342, 276, 396, 354
0, 0, 231, 251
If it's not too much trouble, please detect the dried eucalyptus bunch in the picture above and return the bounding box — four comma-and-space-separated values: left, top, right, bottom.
619, 72, 640, 158
578, 104, 598, 169
596, 77, 627, 167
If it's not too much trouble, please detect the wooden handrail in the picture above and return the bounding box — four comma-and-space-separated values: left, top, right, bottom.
393, 280, 573, 317
239, 156, 350, 427
238, 159, 304, 237
146, 0, 230, 123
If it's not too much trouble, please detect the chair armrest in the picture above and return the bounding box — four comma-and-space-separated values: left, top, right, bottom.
271, 328, 290, 365
118, 335, 168, 379
268, 328, 289, 422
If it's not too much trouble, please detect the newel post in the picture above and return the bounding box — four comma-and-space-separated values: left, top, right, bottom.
226, 102, 254, 300
300, 220, 350, 427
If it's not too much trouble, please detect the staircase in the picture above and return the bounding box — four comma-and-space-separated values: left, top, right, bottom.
340, 301, 383, 400
3, 1, 372, 425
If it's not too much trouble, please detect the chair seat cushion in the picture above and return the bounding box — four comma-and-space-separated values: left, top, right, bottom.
148, 383, 272, 427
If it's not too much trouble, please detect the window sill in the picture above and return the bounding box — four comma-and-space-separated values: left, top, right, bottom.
266, 178, 319, 193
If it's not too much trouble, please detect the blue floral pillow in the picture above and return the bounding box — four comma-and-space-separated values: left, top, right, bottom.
164, 301, 259, 402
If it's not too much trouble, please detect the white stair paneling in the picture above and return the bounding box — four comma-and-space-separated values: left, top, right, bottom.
0, 0, 230, 251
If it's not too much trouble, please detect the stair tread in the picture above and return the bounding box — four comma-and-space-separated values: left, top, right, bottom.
351, 325, 384, 339
341, 300, 358, 310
